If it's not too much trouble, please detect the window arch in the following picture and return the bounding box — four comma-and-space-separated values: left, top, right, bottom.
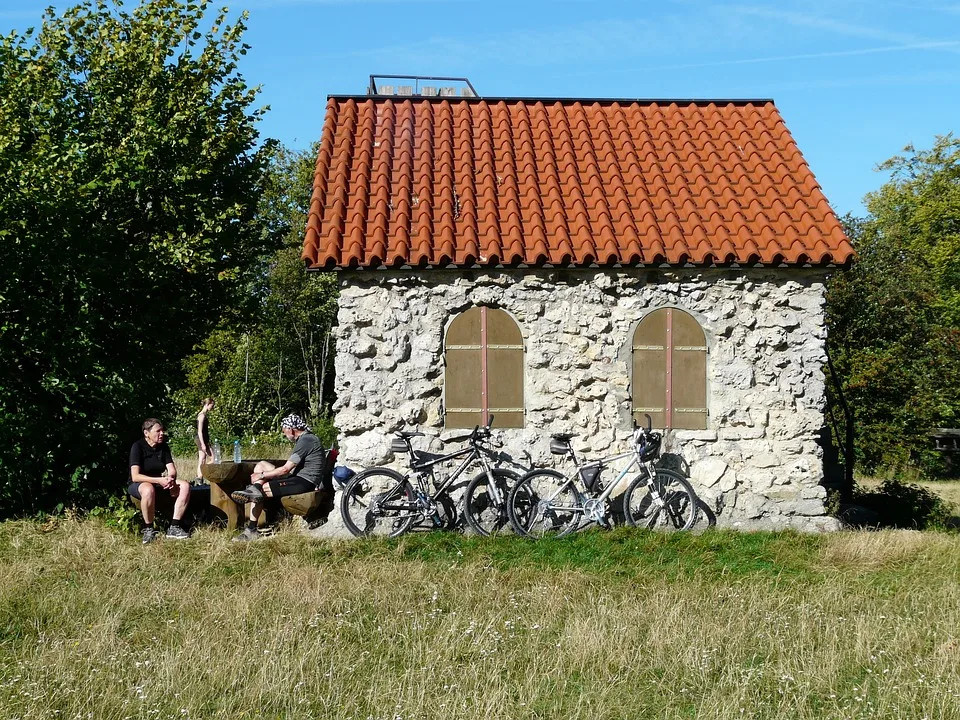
444, 306, 524, 428
632, 308, 707, 430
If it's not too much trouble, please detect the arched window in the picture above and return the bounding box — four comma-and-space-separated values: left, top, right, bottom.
632, 308, 707, 430
444, 307, 524, 428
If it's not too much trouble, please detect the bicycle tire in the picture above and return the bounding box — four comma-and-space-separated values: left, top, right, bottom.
462, 468, 521, 536
508, 469, 583, 539
622, 468, 699, 531
340, 468, 416, 537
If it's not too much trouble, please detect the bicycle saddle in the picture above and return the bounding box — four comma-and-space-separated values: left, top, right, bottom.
397, 430, 425, 439
550, 432, 577, 442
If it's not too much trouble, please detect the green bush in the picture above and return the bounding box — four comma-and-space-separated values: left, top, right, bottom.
87, 496, 139, 534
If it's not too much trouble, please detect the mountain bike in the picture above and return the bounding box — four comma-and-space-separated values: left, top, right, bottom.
507, 415, 699, 538
339, 418, 520, 537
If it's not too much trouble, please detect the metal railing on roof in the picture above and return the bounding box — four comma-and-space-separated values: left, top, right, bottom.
367, 74, 479, 99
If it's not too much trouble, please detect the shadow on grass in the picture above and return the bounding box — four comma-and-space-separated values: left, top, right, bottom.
840, 479, 959, 531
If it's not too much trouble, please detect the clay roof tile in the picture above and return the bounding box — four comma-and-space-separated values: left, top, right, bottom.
303, 96, 852, 269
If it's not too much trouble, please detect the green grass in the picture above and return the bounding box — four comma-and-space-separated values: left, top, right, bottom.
1, 521, 960, 719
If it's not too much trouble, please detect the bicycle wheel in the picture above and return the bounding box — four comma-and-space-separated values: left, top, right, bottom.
340, 468, 416, 537
508, 469, 583, 539
462, 468, 521, 536
622, 468, 699, 531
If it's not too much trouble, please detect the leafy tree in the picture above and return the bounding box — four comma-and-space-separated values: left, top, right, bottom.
826, 135, 960, 477
173, 144, 339, 445
0, 0, 275, 515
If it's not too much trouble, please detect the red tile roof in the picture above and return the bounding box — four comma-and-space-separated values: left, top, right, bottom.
302, 96, 852, 269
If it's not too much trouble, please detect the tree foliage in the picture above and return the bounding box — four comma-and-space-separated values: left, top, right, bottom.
172, 144, 339, 446
826, 135, 960, 476
0, 0, 275, 515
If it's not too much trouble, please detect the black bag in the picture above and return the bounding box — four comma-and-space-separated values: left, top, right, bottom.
579, 465, 601, 491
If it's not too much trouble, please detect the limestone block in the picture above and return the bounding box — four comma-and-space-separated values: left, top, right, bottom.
751, 452, 780, 468
718, 470, 738, 492
340, 430, 392, 468
715, 359, 755, 389
593, 272, 614, 290
804, 516, 841, 532
800, 485, 827, 500
735, 492, 768, 519
752, 474, 775, 492
692, 456, 727, 488
718, 425, 766, 440
765, 487, 800, 502
783, 499, 826, 516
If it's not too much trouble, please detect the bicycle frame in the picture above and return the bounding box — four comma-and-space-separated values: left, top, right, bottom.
386, 427, 502, 523
542, 448, 649, 510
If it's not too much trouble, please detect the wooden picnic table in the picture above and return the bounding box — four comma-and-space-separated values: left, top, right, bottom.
202, 459, 334, 530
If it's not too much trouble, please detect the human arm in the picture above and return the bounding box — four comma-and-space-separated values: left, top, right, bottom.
255, 460, 296, 483
130, 465, 161, 485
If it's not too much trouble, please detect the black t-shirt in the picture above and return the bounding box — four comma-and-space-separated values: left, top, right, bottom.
129, 438, 173, 481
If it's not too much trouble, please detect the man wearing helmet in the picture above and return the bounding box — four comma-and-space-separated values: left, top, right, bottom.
230, 413, 326, 541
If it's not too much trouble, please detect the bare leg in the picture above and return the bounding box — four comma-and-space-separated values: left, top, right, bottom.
171, 480, 191, 521
138, 482, 156, 525
196, 451, 205, 480
243, 462, 278, 523
251, 461, 277, 485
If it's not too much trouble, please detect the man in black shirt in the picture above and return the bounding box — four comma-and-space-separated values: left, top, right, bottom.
129, 418, 191, 543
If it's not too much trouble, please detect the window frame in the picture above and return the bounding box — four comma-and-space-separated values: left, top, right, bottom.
630, 306, 709, 430
443, 305, 525, 429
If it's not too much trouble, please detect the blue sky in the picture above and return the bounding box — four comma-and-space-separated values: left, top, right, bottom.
4, 0, 959, 217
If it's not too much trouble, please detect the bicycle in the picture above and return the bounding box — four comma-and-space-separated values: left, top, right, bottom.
507, 415, 699, 538
339, 418, 520, 537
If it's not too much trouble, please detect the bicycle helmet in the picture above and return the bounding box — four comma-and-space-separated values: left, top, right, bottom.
636, 432, 662, 461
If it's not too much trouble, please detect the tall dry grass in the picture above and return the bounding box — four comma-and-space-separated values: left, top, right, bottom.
0, 521, 958, 719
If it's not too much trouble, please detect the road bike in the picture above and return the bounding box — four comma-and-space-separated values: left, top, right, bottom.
340, 418, 520, 537
507, 415, 699, 538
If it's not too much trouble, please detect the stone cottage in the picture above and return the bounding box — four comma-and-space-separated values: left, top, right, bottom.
301, 90, 854, 531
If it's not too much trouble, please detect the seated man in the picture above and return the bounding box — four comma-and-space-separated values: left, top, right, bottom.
129, 418, 191, 543
230, 414, 326, 541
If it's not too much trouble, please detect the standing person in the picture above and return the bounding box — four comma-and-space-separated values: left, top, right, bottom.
129, 418, 192, 543
230, 414, 326, 541
195, 397, 215, 482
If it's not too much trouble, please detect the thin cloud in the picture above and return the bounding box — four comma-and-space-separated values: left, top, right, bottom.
639, 40, 960, 73
731, 4, 960, 54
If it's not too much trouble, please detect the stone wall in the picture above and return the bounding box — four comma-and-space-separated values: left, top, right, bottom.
331, 268, 838, 532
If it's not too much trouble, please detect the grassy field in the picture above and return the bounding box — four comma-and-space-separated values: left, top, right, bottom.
1, 519, 959, 720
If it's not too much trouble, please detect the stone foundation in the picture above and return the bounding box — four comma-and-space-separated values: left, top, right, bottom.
331, 268, 839, 532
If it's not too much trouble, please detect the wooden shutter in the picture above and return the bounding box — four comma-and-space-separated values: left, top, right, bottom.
445, 307, 524, 428
632, 308, 707, 430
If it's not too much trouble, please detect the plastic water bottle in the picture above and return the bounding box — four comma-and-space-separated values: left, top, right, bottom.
233, 439, 241, 464
212, 440, 222, 464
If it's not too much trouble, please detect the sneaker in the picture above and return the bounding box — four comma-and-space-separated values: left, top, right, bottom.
142, 527, 160, 545
165, 525, 190, 540
232, 526, 260, 542
230, 484, 265, 504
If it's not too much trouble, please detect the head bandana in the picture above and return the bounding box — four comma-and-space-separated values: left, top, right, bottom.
281, 414, 310, 432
